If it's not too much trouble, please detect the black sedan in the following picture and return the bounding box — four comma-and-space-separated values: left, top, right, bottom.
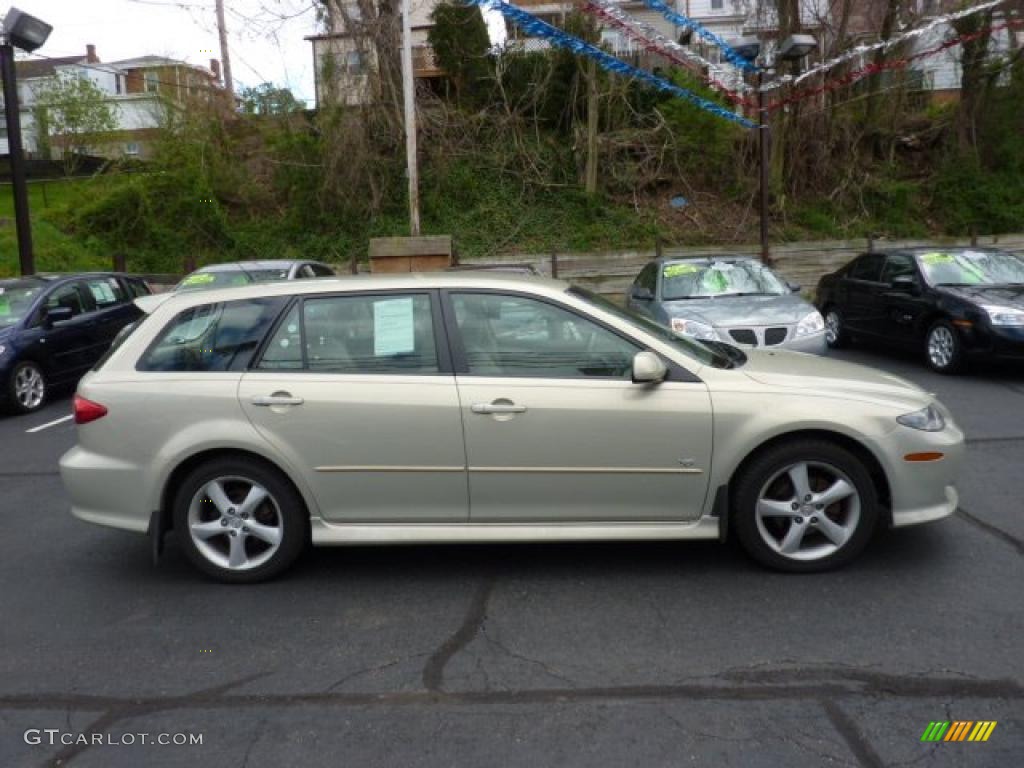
0, 273, 149, 413
816, 247, 1024, 373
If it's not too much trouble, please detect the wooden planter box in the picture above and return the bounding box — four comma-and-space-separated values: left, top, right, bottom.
368, 235, 454, 273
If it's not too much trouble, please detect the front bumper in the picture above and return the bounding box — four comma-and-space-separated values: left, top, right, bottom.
875, 421, 965, 528
962, 323, 1024, 361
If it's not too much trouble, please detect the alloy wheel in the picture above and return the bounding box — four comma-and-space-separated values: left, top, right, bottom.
824, 311, 841, 345
754, 460, 861, 561
14, 365, 45, 410
927, 326, 955, 369
187, 476, 284, 571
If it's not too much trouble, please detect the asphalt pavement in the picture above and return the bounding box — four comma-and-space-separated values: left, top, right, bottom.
1, 348, 1021, 768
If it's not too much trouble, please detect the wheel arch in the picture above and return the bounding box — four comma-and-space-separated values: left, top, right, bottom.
725, 429, 892, 529
155, 448, 312, 542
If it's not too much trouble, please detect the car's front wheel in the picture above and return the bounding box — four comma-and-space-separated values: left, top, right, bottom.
732, 440, 879, 572
925, 320, 965, 374
172, 457, 307, 583
823, 307, 850, 349
8, 361, 47, 414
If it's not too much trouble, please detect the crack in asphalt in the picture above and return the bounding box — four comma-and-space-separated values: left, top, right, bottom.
820, 699, 884, 768
5, 670, 1019, 717
421, 576, 497, 692
42, 672, 271, 768
957, 506, 1024, 555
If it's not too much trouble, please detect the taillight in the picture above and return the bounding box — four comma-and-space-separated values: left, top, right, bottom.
74, 395, 108, 424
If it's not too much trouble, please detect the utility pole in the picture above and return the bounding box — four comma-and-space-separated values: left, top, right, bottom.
757, 69, 770, 265
400, 0, 420, 235
584, 57, 598, 194
214, 0, 234, 101
0, 41, 35, 275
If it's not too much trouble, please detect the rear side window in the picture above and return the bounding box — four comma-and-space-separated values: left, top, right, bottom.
848, 254, 885, 282
256, 293, 439, 374
138, 298, 285, 372
124, 278, 151, 298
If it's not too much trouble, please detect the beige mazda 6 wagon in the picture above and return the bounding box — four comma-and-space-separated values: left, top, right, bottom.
60, 273, 964, 582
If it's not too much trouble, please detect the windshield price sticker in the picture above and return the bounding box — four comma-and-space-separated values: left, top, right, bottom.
664, 263, 699, 278
0, 297, 10, 316
920, 252, 953, 265
182, 273, 216, 286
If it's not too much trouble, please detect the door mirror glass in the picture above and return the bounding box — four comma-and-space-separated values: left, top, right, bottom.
788, 281, 802, 293
631, 351, 667, 384
45, 306, 74, 327
632, 285, 654, 301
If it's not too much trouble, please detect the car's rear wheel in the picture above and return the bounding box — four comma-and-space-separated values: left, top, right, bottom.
8, 361, 47, 414
823, 307, 849, 349
172, 457, 307, 583
732, 440, 879, 572
925, 320, 964, 374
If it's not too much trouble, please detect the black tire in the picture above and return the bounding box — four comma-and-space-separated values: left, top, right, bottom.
823, 306, 850, 349
924, 319, 965, 374
7, 360, 47, 414
172, 456, 307, 583
732, 439, 879, 573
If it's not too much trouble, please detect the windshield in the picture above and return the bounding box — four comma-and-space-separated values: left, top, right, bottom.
176, 271, 254, 292
662, 259, 790, 300
917, 250, 1024, 287
568, 287, 739, 369
0, 280, 45, 328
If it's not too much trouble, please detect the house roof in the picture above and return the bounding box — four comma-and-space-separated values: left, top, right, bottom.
106, 55, 191, 70
15, 55, 86, 79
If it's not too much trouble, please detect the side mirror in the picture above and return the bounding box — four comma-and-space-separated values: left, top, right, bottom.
890, 275, 918, 294
631, 285, 654, 301
632, 351, 667, 384
788, 281, 802, 293
45, 306, 74, 327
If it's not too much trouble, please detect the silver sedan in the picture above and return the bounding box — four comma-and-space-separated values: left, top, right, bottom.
626, 256, 827, 354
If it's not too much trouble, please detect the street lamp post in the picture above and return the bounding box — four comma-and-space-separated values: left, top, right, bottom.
1, 7, 53, 277
731, 33, 817, 266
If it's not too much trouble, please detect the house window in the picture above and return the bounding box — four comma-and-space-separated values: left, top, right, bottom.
711, 0, 724, 9
114, 75, 122, 95
144, 72, 159, 93
124, 142, 140, 156
345, 51, 365, 75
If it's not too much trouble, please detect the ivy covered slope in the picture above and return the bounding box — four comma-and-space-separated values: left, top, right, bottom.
2, 8, 1022, 277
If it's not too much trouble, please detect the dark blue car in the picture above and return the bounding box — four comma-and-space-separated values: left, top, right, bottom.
0, 273, 149, 414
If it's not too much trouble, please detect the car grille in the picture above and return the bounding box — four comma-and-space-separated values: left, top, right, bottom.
725, 327, 792, 347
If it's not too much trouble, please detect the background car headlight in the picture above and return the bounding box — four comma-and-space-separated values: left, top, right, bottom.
670, 317, 719, 341
795, 310, 825, 337
981, 305, 1024, 326
897, 404, 946, 432
0, 344, 5, 356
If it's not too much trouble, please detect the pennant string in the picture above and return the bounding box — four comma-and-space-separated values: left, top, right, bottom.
469, 0, 755, 128
641, 0, 759, 72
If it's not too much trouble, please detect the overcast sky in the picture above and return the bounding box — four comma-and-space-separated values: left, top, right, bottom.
22, 0, 321, 105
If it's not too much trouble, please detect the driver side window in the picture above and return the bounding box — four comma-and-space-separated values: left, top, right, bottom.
44, 283, 86, 318
451, 293, 639, 379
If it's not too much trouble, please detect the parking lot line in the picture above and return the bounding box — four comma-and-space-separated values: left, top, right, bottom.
26, 415, 73, 434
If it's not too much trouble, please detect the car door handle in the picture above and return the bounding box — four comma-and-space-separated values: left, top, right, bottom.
251, 394, 304, 406
471, 402, 527, 415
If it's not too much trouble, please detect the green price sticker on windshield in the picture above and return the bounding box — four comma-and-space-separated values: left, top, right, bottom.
0, 297, 9, 316
664, 263, 698, 278
182, 273, 216, 286
920, 252, 952, 265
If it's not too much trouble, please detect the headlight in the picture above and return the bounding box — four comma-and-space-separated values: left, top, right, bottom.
795, 310, 825, 337
0, 344, 6, 356
897, 404, 946, 432
670, 317, 719, 341
981, 305, 1024, 326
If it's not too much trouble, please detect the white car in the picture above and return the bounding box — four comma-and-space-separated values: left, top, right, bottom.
61, 274, 964, 582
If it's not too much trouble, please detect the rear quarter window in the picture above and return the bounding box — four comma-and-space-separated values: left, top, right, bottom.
137, 298, 287, 372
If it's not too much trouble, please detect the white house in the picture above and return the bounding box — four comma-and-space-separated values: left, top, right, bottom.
1, 45, 224, 160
